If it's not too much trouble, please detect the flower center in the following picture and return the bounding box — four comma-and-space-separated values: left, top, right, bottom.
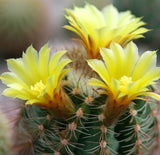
31, 80, 45, 96
119, 76, 132, 94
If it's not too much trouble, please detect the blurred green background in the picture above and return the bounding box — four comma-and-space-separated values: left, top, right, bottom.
113, 0, 160, 52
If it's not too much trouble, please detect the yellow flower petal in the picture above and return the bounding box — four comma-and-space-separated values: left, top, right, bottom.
87, 78, 108, 89
38, 43, 50, 82
49, 50, 67, 75
65, 3, 149, 58
87, 42, 160, 104
132, 51, 157, 80
123, 42, 139, 76
143, 92, 160, 100
102, 4, 119, 27
87, 59, 110, 84
22, 45, 39, 82
3, 88, 35, 100
0, 44, 74, 117
0, 72, 28, 89
7, 59, 33, 86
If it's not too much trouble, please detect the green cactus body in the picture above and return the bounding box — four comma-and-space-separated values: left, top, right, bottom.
14, 85, 159, 154
12, 45, 159, 155
0, 3, 160, 155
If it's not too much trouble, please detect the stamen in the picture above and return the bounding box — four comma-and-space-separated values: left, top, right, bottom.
31, 80, 45, 96
119, 76, 132, 93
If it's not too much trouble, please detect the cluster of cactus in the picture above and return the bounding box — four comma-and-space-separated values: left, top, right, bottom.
13, 66, 159, 155
1, 3, 160, 155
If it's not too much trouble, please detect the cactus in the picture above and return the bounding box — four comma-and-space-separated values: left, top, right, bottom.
0, 110, 12, 155
0, 3, 160, 155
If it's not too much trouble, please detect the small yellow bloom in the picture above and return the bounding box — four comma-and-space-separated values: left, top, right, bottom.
119, 76, 132, 94
0, 44, 74, 118
64, 3, 149, 59
87, 42, 160, 126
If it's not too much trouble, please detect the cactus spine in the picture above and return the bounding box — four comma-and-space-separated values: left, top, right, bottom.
13, 80, 159, 154
9, 44, 159, 155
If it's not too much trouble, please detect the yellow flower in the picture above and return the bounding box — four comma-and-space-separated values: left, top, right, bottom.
87, 42, 160, 126
64, 3, 149, 59
0, 44, 74, 118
